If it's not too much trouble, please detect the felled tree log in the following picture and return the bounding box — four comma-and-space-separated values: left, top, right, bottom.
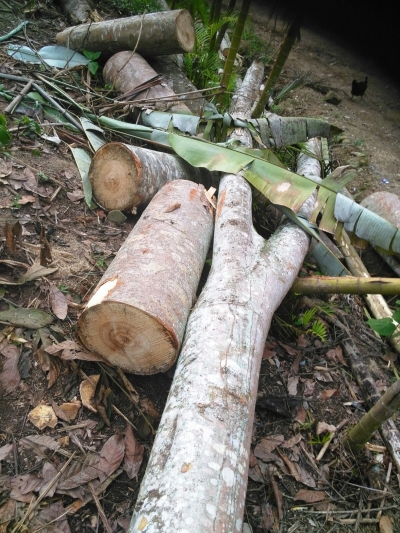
78, 180, 214, 374
56, 9, 195, 56
128, 62, 313, 533
88, 142, 211, 212
292, 276, 400, 295
102, 52, 191, 113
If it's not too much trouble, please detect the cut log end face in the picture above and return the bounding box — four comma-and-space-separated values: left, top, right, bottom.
78, 302, 177, 374
176, 10, 196, 53
89, 143, 140, 212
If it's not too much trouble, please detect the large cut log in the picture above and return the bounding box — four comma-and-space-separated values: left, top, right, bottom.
128, 62, 314, 533
78, 180, 214, 374
129, 176, 313, 533
56, 9, 195, 56
88, 142, 211, 212
102, 52, 191, 113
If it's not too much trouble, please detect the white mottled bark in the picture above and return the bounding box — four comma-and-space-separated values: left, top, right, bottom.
128, 61, 314, 533
56, 9, 195, 56
78, 180, 214, 374
128, 173, 311, 533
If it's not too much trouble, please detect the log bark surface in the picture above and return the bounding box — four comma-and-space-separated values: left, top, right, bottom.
89, 142, 211, 212
128, 61, 312, 533
56, 9, 195, 56
129, 174, 311, 532
103, 52, 191, 113
78, 180, 214, 374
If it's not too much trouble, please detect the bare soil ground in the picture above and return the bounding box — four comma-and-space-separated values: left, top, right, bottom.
1, 1, 400, 532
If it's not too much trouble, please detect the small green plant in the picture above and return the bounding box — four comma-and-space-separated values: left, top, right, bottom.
296, 411, 314, 431
58, 284, 70, 294
11, 195, 22, 209
308, 432, 331, 446
0, 114, 12, 147
367, 301, 400, 338
354, 138, 365, 147
16, 116, 41, 139
83, 50, 101, 76
292, 307, 328, 342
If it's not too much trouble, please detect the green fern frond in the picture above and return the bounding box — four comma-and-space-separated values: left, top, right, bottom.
301, 308, 317, 326
309, 319, 328, 341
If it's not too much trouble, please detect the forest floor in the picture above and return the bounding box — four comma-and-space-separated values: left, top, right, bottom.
1, 1, 400, 532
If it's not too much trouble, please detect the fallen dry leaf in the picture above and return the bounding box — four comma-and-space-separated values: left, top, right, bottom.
59, 400, 81, 422
98, 433, 126, 482
20, 434, 60, 455
28, 404, 58, 430
0, 443, 14, 462
10, 473, 43, 501
49, 284, 68, 320
325, 345, 347, 366
320, 389, 338, 400
280, 434, 302, 449
294, 489, 326, 503
0, 342, 20, 393
31, 500, 72, 533
36, 347, 61, 388
287, 375, 299, 396
46, 339, 104, 362
80, 374, 100, 412
57, 453, 100, 490
140, 397, 160, 420
278, 342, 300, 356
379, 515, 393, 533
40, 461, 59, 497
255, 435, 285, 456
0, 499, 15, 533
316, 421, 337, 435
123, 425, 144, 479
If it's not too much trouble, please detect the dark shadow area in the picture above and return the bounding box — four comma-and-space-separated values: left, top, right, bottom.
253, 0, 399, 84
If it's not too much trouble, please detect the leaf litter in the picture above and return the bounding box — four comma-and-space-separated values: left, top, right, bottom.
0, 2, 400, 533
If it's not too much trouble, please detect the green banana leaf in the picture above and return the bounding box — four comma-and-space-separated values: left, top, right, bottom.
167, 132, 400, 255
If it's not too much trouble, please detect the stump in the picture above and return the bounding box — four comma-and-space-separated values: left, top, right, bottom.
78, 180, 214, 374
56, 10, 195, 56
88, 142, 211, 212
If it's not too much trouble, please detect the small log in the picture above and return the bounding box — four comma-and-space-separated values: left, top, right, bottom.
291, 276, 400, 295
88, 142, 211, 212
78, 180, 214, 374
102, 52, 191, 113
56, 9, 195, 57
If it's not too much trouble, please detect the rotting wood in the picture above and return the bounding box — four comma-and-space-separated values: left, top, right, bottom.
78, 180, 214, 375
128, 61, 316, 533
56, 10, 196, 57
88, 142, 212, 212
102, 52, 191, 113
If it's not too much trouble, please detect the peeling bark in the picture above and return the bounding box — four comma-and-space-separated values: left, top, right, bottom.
56, 9, 195, 57
89, 142, 211, 212
78, 180, 214, 374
